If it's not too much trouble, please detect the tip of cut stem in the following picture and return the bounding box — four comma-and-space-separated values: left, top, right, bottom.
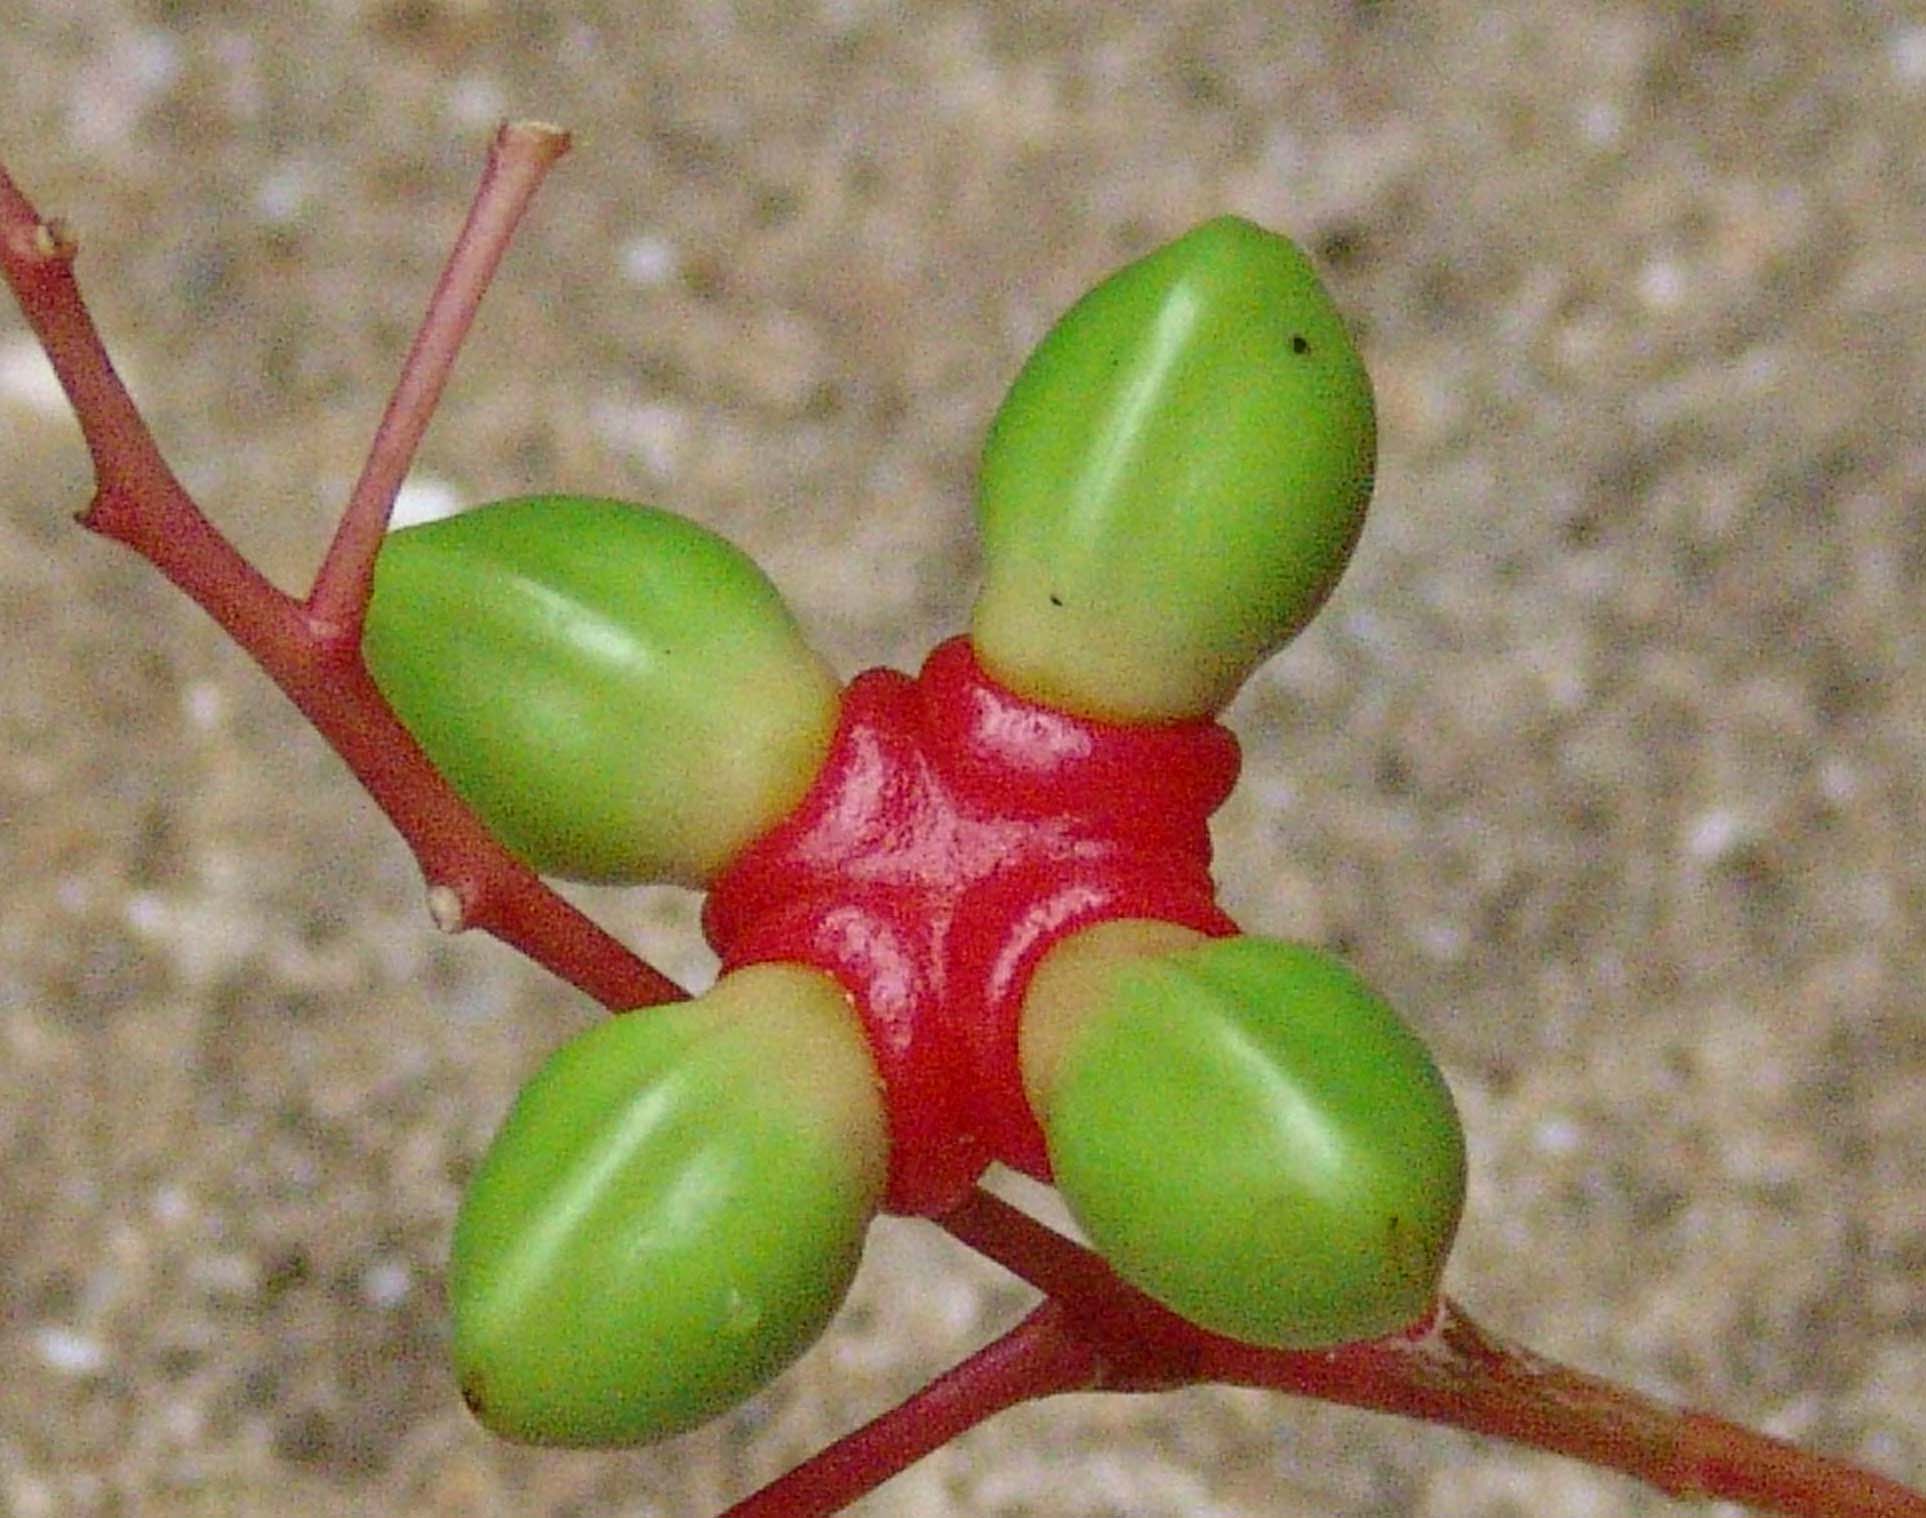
498, 120, 573, 161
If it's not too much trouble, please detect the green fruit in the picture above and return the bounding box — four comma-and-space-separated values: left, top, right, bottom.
971, 217, 1376, 722
452, 964, 886, 1447
1022, 922, 1464, 1349
364, 495, 839, 886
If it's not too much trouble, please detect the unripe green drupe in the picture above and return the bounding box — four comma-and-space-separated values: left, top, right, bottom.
452, 964, 886, 1446
364, 495, 840, 886
971, 217, 1375, 723
1022, 921, 1465, 1349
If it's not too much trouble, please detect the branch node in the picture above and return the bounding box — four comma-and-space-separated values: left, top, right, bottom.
77, 485, 119, 534
299, 609, 360, 663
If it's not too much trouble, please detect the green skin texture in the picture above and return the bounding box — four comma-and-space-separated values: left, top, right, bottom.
971, 215, 1377, 723
363, 495, 840, 887
452, 964, 887, 1447
1026, 926, 1466, 1350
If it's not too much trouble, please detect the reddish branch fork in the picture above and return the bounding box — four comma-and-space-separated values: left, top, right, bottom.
3, 124, 1919, 1518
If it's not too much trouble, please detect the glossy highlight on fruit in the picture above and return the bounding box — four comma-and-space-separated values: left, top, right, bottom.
1022, 922, 1464, 1349
364, 494, 840, 886
971, 216, 1376, 723
452, 964, 886, 1447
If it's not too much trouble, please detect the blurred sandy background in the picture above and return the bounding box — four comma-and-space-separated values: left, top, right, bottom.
3, 3, 1924, 1515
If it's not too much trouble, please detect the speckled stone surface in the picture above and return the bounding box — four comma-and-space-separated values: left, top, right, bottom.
3, 4, 1924, 1515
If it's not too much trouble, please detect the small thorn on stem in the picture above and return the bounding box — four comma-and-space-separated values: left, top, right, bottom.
427, 884, 467, 933
36, 219, 76, 259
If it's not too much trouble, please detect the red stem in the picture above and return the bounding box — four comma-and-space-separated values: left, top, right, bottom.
308, 119, 570, 636
5, 134, 1921, 1518
940, 1189, 1926, 1518
1210, 1303, 1926, 1518
719, 1304, 1097, 1518
0, 132, 682, 1014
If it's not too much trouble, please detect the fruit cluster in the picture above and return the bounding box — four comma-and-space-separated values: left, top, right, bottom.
362, 217, 1466, 1448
